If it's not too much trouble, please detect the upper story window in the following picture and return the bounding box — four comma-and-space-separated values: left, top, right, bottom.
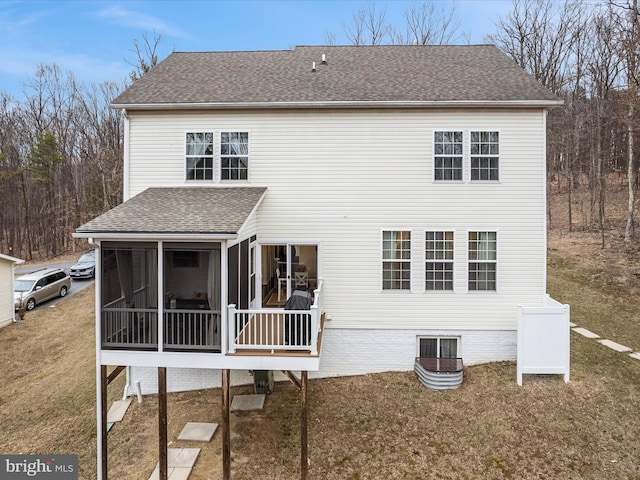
382, 230, 411, 290
221, 132, 249, 180
434, 131, 463, 181
470, 131, 499, 181
468, 231, 497, 291
425, 231, 454, 291
185, 132, 214, 181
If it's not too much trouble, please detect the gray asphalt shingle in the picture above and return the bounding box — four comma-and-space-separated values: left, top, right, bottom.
111, 45, 559, 107
76, 187, 266, 235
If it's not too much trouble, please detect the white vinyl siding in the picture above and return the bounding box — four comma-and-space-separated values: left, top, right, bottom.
126, 108, 547, 331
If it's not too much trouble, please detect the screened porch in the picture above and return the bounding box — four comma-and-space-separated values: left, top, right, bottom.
99, 241, 324, 356
100, 242, 222, 353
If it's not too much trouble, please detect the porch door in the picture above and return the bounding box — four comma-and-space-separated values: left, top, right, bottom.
261, 243, 318, 307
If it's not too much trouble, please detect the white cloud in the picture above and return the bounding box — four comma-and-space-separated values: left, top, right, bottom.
95, 5, 193, 40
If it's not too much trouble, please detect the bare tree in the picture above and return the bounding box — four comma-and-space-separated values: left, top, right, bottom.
127, 31, 162, 82
343, 1, 392, 45
334, 1, 467, 46
610, 0, 640, 241
392, 1, 468, 45
488, 0, 587, 94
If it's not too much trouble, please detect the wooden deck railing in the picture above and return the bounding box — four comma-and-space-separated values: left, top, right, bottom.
228, 280, 323, 355
102, 304, 221, 352
101, 280, 323, 356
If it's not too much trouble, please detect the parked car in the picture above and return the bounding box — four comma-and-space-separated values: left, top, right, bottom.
14, 267, 71, 311
70, 250, 96, 280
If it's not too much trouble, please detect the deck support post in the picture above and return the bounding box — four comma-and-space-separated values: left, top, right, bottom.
301, 370, 308, 480
222, 369, 231, 480
158, 367, 168, 480
100, 365, 108, 480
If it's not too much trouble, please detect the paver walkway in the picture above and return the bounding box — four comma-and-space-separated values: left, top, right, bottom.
571, 324, 639, 359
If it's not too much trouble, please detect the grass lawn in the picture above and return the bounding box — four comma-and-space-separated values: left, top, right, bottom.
2, 235, 640, 479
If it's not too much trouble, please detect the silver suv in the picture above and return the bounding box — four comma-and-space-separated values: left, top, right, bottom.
14, 267, 71, 311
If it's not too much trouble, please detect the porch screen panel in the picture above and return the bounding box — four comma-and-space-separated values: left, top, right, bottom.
239, 239, 249, 310
228, 244, 239, 307
102, 242, 157, 308
101, 242, 158, 350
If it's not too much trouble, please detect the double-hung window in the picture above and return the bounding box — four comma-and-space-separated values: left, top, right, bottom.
382, 230, 411, 290
468, 231, 497, 291
221, 132, 249, 180
434, 131, 463, 181
425, 231, 454, 291
186, 132, 214, 180
470, 131, 499, 181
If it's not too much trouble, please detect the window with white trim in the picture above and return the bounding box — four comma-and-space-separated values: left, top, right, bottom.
434, 131, 463, 181
221, 131, 249, 180
425, 231, 454, 291
470, 131, 499, 181
186, 132, 214, 180
468, 231, 497, 291
382, 230, 411, 290
419, 337, 458, 358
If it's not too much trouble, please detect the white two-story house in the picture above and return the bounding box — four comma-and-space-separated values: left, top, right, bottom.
75, 44, 567, 478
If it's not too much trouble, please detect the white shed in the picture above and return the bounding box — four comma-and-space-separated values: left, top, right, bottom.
0, 253, 24, 328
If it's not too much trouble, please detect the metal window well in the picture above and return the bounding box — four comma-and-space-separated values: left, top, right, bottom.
253, 370, 274, 394
414, 357, 464, 391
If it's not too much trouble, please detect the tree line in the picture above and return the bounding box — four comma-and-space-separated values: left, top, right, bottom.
0, 33, 160, 260
0, 67, 123, 260
1, 1, 639, 260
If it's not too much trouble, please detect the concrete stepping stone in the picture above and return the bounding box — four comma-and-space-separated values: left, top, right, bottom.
149, 467, 191, 480
231, 394, 265, 412
107, 398, 132, 423
598, 339, 632, 352
149, 448, 200, 480
178, 422, 218, 442
572, 327, 600, 339
166, 448, 200, 468
629, 352, 640, 360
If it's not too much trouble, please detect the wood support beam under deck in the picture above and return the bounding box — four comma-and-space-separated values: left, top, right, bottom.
222, 369, 231, 479
100, 365, 108, 480
301, 370, 308, 480
158, 367, 168, 480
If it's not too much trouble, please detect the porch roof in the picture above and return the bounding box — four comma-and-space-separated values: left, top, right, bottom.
75, 187, 266, 237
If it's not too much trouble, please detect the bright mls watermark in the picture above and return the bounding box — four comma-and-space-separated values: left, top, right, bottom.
0, 455, 77, 479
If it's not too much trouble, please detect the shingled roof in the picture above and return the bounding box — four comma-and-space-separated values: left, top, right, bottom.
75, 187, 266, 236
111, 45, 561, 109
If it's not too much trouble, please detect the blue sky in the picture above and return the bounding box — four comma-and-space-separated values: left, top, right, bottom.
0, 0, 512, 98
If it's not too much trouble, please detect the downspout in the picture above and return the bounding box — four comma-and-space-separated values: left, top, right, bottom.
121, 109, 130, 201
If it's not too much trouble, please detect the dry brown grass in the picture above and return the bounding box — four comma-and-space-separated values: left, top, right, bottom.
2, 185, 640, 479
